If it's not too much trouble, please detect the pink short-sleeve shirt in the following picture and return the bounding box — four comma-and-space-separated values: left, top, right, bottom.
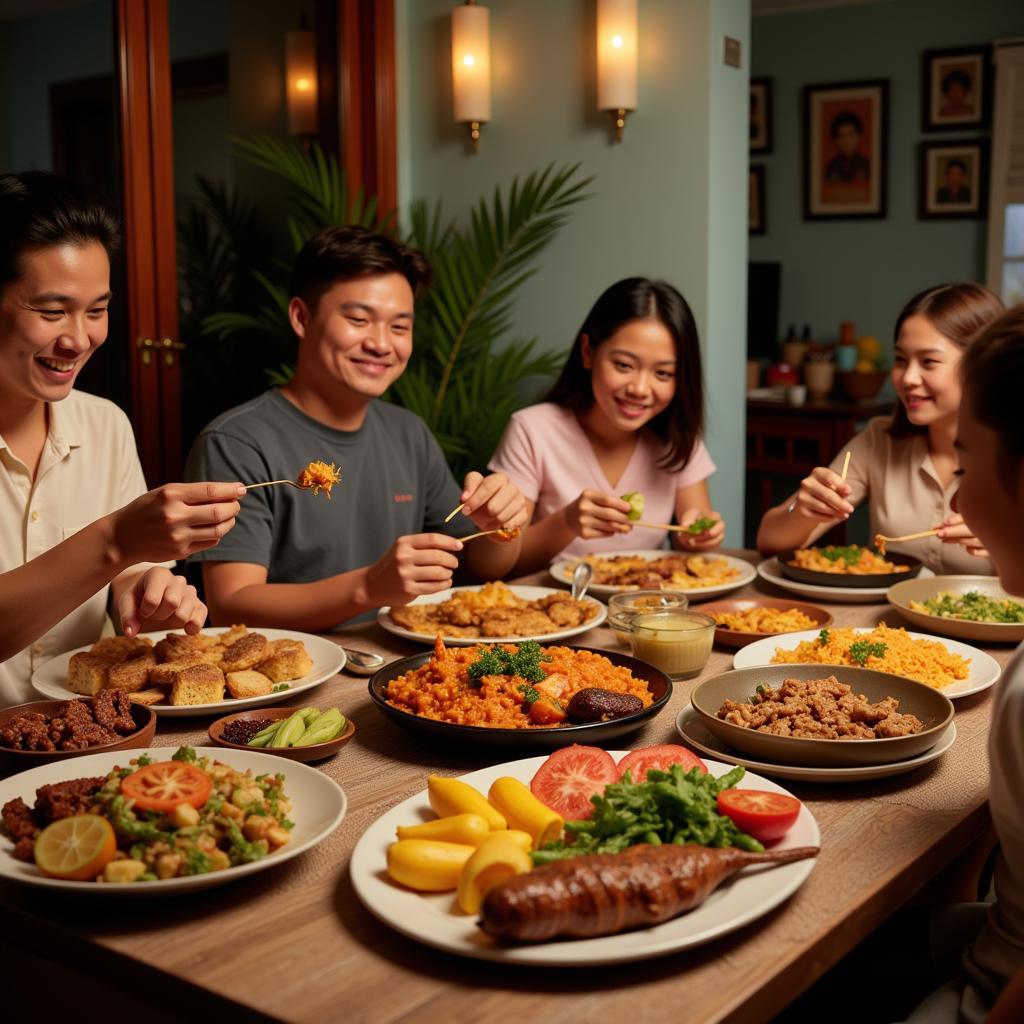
489, 403, 716, 558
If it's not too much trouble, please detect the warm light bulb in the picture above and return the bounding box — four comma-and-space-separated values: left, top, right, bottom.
463, 53, 475, 66
611, 34, 623, 48
295, 77, 312, 92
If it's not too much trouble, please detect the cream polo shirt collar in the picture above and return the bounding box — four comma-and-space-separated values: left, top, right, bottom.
0, 398, 82, 464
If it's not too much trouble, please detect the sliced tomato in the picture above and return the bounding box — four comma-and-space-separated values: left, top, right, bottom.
530, 745, 617, 820
121, 761, 212, 813
716, 789, 801, 842
616, 744, 707, 782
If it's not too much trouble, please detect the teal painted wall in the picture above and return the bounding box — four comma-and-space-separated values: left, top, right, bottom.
397, 0, 751, 543
750, 0, 1024, 351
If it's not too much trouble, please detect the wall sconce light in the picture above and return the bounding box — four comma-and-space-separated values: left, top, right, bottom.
285, 28, 317, 137
596, 0, 637, 142
451, 0, 491, 152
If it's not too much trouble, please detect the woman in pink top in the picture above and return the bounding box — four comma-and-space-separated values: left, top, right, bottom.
489, 277, 722, 574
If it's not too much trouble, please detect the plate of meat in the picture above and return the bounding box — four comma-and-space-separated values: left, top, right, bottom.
349, 753, 819, 964
379, 582, 606, 646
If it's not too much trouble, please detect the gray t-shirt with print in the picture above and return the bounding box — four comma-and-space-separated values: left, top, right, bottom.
184, 389, 471, 583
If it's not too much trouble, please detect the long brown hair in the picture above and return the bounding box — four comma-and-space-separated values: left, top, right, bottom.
546, 278, 704, 471
888, 282, 1005, 439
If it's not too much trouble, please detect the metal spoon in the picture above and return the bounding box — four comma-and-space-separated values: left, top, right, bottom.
341, 646, 386, 675
571, 561, 593, 601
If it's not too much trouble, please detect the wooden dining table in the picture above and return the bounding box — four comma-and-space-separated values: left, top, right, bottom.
0, 551, 1012, 1023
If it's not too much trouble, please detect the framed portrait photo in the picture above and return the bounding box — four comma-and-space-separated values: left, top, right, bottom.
750, 77, 772, 154
749, 165, 766, 235
918, 139, 989, 220
803, 79, 888, 220
922, 46, 991, 132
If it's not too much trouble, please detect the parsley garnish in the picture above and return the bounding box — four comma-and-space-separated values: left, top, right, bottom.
272, 683, 290, 693
172, 746, 197, 763
686, 516, 717, 535
136, 753, 153, 767
518, 684, 541, 705
468, 640, 552, 685
820, 545, 864, 566
849, 640, 887, 665
817, 628, 830, 646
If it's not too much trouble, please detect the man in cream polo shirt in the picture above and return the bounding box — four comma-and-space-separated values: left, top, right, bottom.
0, 172, 244, 707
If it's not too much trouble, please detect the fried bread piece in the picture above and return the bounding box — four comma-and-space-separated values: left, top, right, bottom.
67, 653, 114, 696
169, 663, 225, 705
196, 644, 226, 665
225, 669, 273, 699
89, 636, 154, 662
255, 644, 313, 683
106, 653, 157, 693
127, 688, 167, 707
220, 633, 271, 673
217, 624, 249, 647
154, 633, 204, 664
148, 656, 205, 686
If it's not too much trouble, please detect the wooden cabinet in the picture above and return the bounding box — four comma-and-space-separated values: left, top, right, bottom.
744, 395, 894, 546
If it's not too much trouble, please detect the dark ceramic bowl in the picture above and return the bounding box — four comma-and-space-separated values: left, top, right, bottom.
368, 645, 672, 750
0, 698, 157, 776
208, 707, 355, 763
691, 664, 954, 767
700, 597, 833, 649
777, 548, 924, 589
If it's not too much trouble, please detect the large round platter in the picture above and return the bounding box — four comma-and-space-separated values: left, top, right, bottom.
378, 585, 607, 646
675, 706, 956, 783
732, 627, 999, 700
689, 664, 954, 768
887, 575, 1024, 644
699, 597, 832, 650
550, 550, 756, 600
777, 548, 924, 589
368, 646, 671, 750
758, 556, 934, 604
349, 753, 819, 965
31, 627, 346, 717
0, 746, 346, 895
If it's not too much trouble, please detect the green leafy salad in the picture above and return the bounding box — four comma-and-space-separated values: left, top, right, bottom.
912, 590, 1024, 624
532, 763, 764, 864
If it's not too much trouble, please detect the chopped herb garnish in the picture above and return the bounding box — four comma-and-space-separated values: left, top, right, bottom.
686, 516, 717, 535
136, 753, 153, 767
819, 545, 865, 566
172, 746, 197, 763
468, 640, 552, 685
817, 628, 830, 646
849, 640, 887, 666
518, 684, 541, 705
272, 683, 290, 693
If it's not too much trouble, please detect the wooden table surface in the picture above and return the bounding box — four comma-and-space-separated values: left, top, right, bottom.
0, 552, 1012, 1024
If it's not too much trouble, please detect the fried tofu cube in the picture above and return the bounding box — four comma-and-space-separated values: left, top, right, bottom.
225, 669, 273, 699
220, 633, 271, 673
154, 633, 204, 664
197, 644, 226, 665
217, 624, 249, 647
107, 653, 157, 693
148, 657, 205, 687
127, 688, 167, 707
256, 644, 313, 683
67, 652, 114, 696
89, 635, 154, 662
169, 663, 226, 706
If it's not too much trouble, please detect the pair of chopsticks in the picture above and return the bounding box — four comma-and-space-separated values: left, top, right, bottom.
633, 520, 709, 534
785, 450, 853, 514
245, 480, 302, 491
874, 528, 941, 545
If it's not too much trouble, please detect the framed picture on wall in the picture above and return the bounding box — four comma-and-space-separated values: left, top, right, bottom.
921, 46, 991, 132
802, 79, 888, 220
918, 139, 989, 219
750, 77, 772, 154
749, 165, 766, 235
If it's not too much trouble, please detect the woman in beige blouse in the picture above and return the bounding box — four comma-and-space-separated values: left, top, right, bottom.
757, 282, 1003, 575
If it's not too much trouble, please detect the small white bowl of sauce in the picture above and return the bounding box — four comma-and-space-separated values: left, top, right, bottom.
608, 590, 690, 641
624, 610, 715, 679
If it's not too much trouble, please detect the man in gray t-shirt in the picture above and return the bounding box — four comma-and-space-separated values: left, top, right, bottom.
184, 226, 527, 631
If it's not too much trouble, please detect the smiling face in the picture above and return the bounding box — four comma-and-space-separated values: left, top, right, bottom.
0, 242, 111, 410
289, 272, 414, 403
581, 318, 677, 433
955, 396, 1024, 595
891, 314, 963, 428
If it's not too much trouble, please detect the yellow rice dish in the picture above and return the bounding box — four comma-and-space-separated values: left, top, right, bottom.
790, 545, 908, 575
711, 607, 818, 634
770, 623, 970, 689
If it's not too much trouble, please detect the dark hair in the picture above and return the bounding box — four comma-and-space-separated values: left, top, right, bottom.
945, 159, 967, 175
290, 225, 432, 308
830, 111, 862, 138
888, 282, 1005, 439
962, 305, 1024, 480
942, 69, 970, 94
546, 278, 704, 472
0, 171, 120, 287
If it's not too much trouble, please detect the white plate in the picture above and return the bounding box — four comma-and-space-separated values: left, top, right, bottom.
349, 753, 819, 965
550, 551, 757, 601
732, 628, 999, 700
31, 628, 346, 717
378, 585, 607, 647
887, 576, 1024, 644
758, 556, 935, 604
676, 706, 957, 783
0, 746, 346, 895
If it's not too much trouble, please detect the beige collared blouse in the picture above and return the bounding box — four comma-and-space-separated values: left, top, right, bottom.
828, 415, 994, 576
0, 390, 158, 707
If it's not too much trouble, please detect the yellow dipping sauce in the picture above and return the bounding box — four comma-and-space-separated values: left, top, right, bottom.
627, 610, 715, 679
